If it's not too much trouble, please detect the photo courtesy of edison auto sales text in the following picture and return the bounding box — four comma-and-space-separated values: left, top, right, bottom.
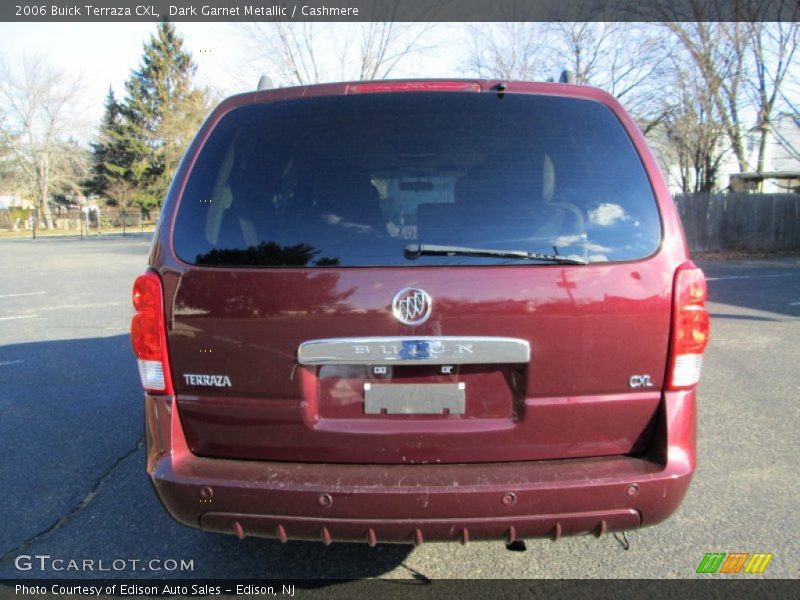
15, 584, 296, 596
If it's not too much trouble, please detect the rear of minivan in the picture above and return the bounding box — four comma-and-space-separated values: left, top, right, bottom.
134, 80, 709, 544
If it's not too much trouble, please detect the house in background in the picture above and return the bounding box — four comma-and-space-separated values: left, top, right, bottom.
0, 194, 33, 210
646, 113, 800, 195
729, 114, 800, 193
0, 194, 34, 231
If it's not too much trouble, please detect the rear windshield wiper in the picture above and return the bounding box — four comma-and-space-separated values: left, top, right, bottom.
405, 244, 586, 265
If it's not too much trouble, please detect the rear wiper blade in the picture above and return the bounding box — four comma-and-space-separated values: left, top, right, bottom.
404, 243, 586, 265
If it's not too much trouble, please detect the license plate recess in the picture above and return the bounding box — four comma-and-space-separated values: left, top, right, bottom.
364, 382, 465, 415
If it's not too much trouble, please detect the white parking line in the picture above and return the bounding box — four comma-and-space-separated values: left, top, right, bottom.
35, 302, 125, 312
789, 302, 800, 306
0, 302, 123, 321
0, 291, 46, 298
706, 274, 799, 281
0, 360, 25, 367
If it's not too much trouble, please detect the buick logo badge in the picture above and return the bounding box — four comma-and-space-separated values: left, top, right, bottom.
392, 287, 432, 326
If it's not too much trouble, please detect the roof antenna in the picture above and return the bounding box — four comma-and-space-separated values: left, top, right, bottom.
494, 81, 508, 99
256, 75, 273, 91
559, 70, 576, 84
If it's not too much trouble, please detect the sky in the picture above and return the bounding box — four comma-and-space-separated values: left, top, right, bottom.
0, 22, 461, 141
0, 23, 262, 124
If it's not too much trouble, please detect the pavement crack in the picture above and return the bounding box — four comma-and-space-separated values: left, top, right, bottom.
0, 436, 144, 562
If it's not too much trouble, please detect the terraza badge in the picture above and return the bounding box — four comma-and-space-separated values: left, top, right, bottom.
183, 374, 232, 387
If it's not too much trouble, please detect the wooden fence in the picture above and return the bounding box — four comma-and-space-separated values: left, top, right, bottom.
674, 193, 800, 252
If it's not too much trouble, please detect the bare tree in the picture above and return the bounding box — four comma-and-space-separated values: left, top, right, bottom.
544, 23, 671, 127
462, 22, 671, 129
661, 61, 728, 193
0, 113, 20, 192
0, 56, 87, 228
462, 22, 549, 80
248, 22, 321, 85
242, 21, 443, 86
747, 19, 799, 172
357, 21, 442, 80
664, 22, 754, 173
770, 97, 800, 162
105, 178, 136, 208
666, 15, 799, 178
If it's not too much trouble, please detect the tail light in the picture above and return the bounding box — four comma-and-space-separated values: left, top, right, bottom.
131, 270, 174, 395
667, 263, 710, 390
346, 81, 481, 94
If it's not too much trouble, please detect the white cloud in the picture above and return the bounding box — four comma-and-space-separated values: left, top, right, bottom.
552, 234, 584, 247
553, 235, 610, 255
589, 203, 628, 227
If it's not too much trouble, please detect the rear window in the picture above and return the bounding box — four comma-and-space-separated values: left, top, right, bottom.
173, 92, 661, 267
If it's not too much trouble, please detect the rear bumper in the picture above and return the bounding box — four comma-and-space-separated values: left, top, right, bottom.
145, 390, 695, 544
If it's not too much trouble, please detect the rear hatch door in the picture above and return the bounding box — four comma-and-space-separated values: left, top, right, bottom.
166, 88, 670, 464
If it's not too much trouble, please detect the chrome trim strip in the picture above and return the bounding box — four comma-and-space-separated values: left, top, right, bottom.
297, 336, 530, 365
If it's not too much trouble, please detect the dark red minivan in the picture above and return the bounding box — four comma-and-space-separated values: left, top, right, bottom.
132, 79, 709, 545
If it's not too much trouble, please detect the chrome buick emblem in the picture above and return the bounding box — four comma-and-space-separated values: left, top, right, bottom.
392, 287, 432, 326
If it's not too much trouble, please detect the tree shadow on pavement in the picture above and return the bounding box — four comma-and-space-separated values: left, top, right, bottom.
696, 259, 800, 318
0, 334, 413, 580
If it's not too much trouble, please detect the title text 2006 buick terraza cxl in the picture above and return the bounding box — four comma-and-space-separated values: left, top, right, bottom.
131, 79, 710, 545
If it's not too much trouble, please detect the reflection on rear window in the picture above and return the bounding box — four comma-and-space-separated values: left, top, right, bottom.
173, 92, 661, 267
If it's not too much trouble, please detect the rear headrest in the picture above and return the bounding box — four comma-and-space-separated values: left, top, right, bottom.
318, 170, 378, 210
455, 155, 551, 208
316, 169, 384, 233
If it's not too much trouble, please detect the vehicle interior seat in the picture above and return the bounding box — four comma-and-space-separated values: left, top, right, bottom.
417, 154, 585, 258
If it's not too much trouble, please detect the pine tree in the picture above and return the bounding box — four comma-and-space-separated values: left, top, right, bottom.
91, 23, 209, 209
123, 22, 208, 207
89, 87, 128, 203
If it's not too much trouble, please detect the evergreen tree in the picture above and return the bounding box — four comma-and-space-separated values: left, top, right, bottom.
89, 88, 128, 203
123, 22, 208, 208
91, 23, 209, 209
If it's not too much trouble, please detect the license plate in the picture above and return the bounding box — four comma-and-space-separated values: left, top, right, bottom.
364, 382, 465, 415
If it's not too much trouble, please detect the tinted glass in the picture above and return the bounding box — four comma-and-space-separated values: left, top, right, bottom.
173, 93, 661, 267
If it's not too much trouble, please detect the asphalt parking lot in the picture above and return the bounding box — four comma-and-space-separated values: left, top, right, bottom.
0, 235, 798, 580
